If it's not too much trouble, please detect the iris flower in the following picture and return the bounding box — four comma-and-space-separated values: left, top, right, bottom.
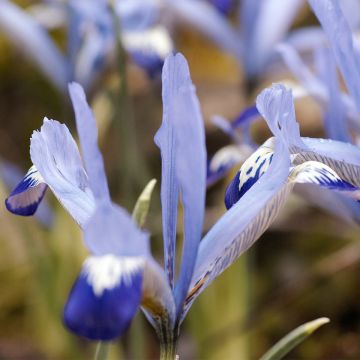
7, 54, 360, 357
0, 0, 174, 91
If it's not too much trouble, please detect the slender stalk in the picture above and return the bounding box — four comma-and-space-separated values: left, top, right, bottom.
108, 2, 150, 207
159, 340, 178, 360
94, 342, 110, 360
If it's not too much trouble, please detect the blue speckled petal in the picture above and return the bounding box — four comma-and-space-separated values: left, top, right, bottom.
5, 165, 47, 216
64, 255, 144, 341
224, 139, 275, 209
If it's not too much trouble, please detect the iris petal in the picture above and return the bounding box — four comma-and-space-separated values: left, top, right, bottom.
5, 165, 47, 216
64, 255, 144, 341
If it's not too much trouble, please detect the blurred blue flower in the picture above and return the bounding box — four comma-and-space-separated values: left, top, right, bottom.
0, 0, 174, 91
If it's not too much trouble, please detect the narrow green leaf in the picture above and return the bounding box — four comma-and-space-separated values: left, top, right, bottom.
259, 317, 330, 360
132, 179, 157, 228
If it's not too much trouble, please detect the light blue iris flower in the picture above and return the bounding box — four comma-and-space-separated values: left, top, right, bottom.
7, 54, 358, 351
225, 83, 360, 225
0, 0, 174, 91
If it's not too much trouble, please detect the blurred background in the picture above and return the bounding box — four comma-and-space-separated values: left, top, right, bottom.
0, 0, 360, 359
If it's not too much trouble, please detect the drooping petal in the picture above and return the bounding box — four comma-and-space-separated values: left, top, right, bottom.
165, 0, 241, 60
0, 0, 69, 91
155, 53, 207, 315
83, 203, 149, 257
182, 138, 291, 320
64, 255, 144, 340
68, 82, 111, 204
30, 118, 95, 227
5, 165, 47, 216
289, 161, 360, 199
308, 0, 360, 114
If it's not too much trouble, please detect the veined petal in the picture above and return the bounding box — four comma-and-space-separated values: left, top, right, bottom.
290, 161, 360, 200
308, 0, 360, 114
64, 255, 144, 341
182, 138, 291, 320
30, 118, 95, 227
157, 53, 206, 315
68, 82, 111, 204
5, 165, 47, 216
0, 0, 69, 91
165, 0, 241, 60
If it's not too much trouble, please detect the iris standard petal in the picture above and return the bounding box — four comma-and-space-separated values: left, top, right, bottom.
156, 53, 206, 314
0, 0, 69, 91
5, 165, 47, 216
241, 0, 303, 75
308, 0, 360, 114
30, 118, 95, 227
64, 255, 144, 341
315, 47, 350, 142
68, 82, 111, 204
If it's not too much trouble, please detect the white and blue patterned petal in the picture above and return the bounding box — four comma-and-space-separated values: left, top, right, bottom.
0, 0, 69, 91
5, 165, 47, 216
290, 161, 360, 200
64, 255, 144, 340
122, 26, 173, 78
207, 144, 252, 187
224, 139, 275, 209
30, 118, 95, 227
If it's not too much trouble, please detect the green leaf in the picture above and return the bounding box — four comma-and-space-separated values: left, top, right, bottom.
259, 317, 330, 360
132, 179, 157, 228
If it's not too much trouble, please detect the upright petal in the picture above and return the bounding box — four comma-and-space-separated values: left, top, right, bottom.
68, 82, 111, 204
64, 255, 144, 340
155, 53, 207, 315
30, 118, 95, 227
241, 0, 303, 75
0, 0, 69, 91
308, 0, 360, 114
5, 165, 47, 216
315, 47, 350, 142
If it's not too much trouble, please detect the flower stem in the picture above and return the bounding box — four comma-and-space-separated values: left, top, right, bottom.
159, 340, 178, 360
94, 342, 110, 360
